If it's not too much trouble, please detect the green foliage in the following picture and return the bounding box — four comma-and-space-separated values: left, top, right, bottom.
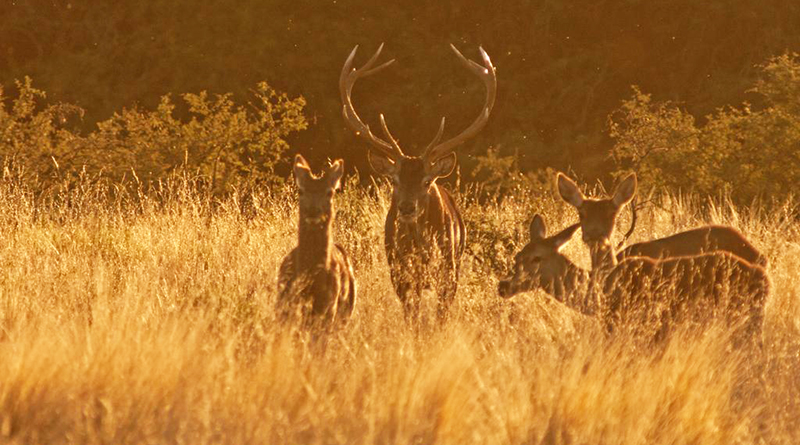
3, 1, 797, 180
462, 151, 566, 279
752, 53, 800, 115
608, 86, 702, 190
0, 78, 306, 194
470, 146, 553, 200
609, 54, 800, 204
0, 77, 84, 187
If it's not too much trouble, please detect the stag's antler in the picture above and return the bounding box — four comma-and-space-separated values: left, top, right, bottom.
422, 45, 497, 162
340, 44, 404, 160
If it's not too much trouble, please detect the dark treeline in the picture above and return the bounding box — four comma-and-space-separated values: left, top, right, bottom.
2, 1, 798, 182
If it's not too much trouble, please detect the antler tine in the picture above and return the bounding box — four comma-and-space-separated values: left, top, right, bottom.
424, 45, 497, 162
451, 44, 488, 74
379, 114, 403, 153
360, 43, 396, 76
340, 44, 404, 159
422, 117, 447, 154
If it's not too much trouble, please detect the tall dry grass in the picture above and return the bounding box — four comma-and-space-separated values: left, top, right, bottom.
0, 173, 797, 444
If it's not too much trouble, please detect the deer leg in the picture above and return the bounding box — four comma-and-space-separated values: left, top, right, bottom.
340, 274, 356, 322
387, 249, 429, 324
435, 259, 458, 323
390, 265, 421, 323
436, 280, 457, 323
401, 285, 423, 324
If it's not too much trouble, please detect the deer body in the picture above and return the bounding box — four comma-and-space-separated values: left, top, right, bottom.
384, 178, 466, 316
277, 155, 356, 327
552, 174, 769, 344
498, 215, 768, 345
603, 251, 768, 343
556, 172, 768, 270
340, 44, 494, 321
617, 225, 768, 267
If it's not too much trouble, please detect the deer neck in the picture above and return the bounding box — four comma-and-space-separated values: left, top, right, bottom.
554, 259, 596, 316
581, 245, 618, 318
394, 187, 443, 234
297, 218, 333, 270
590, 243, 618, 273
424, 185, 448, 224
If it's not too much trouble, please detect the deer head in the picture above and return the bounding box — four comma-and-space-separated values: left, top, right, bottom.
498, 215, 580, 299
293, 154, 344, 226
556, 172, 637, 268
340, 44, 496, 222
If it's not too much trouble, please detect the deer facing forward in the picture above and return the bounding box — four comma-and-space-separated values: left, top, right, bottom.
276, 155, 356, 328
339, 44, 495, 322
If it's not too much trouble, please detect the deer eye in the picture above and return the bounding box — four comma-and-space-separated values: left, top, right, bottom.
423, 179, 432, 188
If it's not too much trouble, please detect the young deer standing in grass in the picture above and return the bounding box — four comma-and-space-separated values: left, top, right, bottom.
555, 173, 768, 271
276, 155, 356, 328
498, 215, 769, 345
339, 44, 495, 322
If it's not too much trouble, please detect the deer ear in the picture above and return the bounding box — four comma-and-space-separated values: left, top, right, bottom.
557, 173, 584, 208
327, 159, 344, 190
368, 151, 397, 177
529, 214, 547, 240
294, 154, 311, 187
551, 223, 579, 249
612, 173, 637, 208
428, 152, 457, 179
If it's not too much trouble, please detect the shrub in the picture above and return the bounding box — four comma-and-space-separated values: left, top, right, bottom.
609, 53, 800, 204
0, 78, 307, 195
0, 77, 84, 190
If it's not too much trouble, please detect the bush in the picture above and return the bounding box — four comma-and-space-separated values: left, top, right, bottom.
469, 146, 553, 201
0, 77, 84, 189
609, 53, 800, 204
0, 78, 307, 195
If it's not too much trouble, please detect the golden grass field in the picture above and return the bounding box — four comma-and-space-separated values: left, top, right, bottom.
0, 175, 798, 444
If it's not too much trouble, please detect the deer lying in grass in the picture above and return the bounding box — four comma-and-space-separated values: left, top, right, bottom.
276, 155, 356, 328
498, 215, 769, 345
618, 226, 768, 267
339, 44, 495, 322
555, 172, 768, 270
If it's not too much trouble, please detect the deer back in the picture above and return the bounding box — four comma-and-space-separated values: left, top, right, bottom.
602, 252, 768, 343
617, 225, 768, 267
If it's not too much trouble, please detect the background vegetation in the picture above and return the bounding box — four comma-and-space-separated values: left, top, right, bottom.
1, 2, 800, 443
0, 77, 306, 194
609, 53, 800, 204
0, 175, 798, 444
2, 1, 799, 184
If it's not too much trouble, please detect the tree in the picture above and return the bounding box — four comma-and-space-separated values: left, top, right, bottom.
609, 54, 800, 204
0, 78, 307, 193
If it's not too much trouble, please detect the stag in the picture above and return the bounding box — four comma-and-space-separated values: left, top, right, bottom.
340, 44, 496, 321
555, 173, 768, 271
498, 215, 768, 346
276, 154, 356, 328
